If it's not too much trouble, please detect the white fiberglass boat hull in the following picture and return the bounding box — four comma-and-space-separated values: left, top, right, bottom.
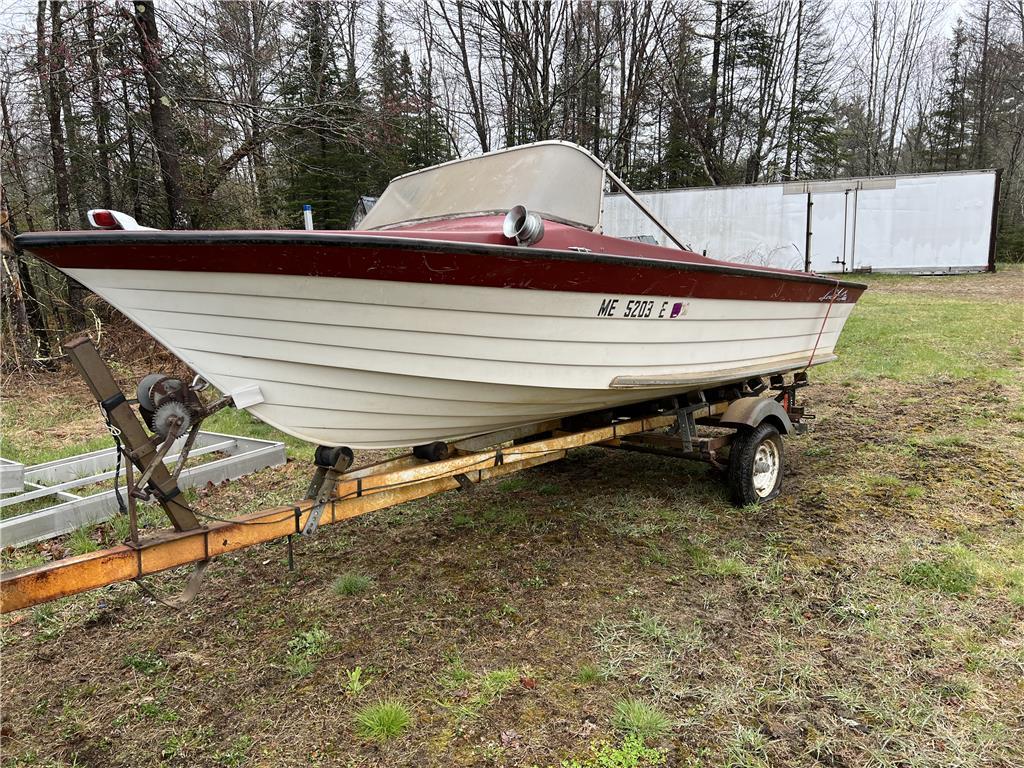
65, 268, 854, 448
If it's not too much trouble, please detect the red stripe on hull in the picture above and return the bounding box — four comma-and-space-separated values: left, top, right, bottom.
16, 221, 866, 304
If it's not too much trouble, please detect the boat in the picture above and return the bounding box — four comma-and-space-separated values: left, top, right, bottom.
15, 141, 865, 449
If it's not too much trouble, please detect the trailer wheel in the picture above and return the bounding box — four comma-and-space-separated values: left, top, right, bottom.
727, 422, 784, 506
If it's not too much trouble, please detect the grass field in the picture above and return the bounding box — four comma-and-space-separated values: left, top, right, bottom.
1, 267, 1022, 767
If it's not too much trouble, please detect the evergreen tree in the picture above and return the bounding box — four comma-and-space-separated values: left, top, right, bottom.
784, 0, 840, 179
799, 98, 843, 177
367, 1, 406, 191
371, 0, 400, 108
407, 58, 452, 168
664, 20, 710, 187
281, 1, 366, 229
929, 20, 972, 171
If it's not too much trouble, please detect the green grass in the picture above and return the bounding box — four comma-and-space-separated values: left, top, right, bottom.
32, 604, 63, 641
726, 725, 771, 766
496, 476, 529, 492
930, 541, 1024, 603
212, 736, 254, 767
66, 526, 100, 556
698, 554, 751, 579
438, 655, 473, 691
124, 652, 166, 676
203, 406, 309, 459
901, 553, 978, 595
823, 289, 1023, 383
611, 699, 673, 742
575, 663, 609, 684
285, 627, 331, 677
139, 701, 179, 722
438, 664, 521, 722
560, 736, 666, 768
865, 473, 926, 501
332, 572, 373, 596
1, 547, 46, 571
106, 513, 133, 543
353, 699, 411, 742
0, 434, 112, 467
0, 494, 68, 521
479, 667, 519, 698
629, 610, 672, 645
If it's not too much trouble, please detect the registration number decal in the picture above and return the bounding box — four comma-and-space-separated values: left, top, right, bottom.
596, 298, 688, 319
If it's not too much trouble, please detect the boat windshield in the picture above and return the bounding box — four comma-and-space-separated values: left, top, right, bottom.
356, 141, 606, 231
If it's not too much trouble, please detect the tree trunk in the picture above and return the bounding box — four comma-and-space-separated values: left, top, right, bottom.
785, 0, 803, 178
120, 78, 143, 221
86, 0, 113, 208
705, 0, 723, 183
53, 1, 88, 228
1, 86, 38, 232
248, 2, 272, 220
1, 185, 48, 364
129, 0, 188, 227
974, 0, 991, 166
440, 1, 489, 152
36, 0, 71, 230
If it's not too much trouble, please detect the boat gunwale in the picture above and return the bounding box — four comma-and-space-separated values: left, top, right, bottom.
15, 229, 869, 292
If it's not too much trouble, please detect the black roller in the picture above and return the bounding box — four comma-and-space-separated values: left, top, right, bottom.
314, 445, 354, 468
413, 441, 449, 462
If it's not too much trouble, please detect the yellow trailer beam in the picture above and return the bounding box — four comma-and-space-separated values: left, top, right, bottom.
2, 412, 686, 613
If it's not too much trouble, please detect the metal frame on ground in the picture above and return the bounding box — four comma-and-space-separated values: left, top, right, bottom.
0, 432, 286, 548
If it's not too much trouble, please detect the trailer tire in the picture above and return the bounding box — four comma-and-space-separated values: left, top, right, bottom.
727, 422, 784, 506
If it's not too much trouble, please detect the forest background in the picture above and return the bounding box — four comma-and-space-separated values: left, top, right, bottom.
1, 0, 1021, 363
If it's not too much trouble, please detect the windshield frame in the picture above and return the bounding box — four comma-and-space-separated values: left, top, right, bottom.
355, 141, 609, 232
355, 140, 688, 252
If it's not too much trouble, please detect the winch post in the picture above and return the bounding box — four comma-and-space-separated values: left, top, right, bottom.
63, 335, 200, 532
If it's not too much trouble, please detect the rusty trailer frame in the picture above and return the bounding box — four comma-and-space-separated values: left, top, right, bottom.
1, 337, 807, 614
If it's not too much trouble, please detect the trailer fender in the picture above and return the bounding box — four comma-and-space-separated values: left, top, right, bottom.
719, 397, 793, 435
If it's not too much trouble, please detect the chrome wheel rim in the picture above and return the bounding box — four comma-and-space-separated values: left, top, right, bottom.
751, 440, 780, 497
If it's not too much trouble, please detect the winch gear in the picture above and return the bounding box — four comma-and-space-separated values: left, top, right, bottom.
152, 400, 191, 439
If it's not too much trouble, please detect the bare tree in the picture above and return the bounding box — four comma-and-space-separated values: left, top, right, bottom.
35, 0, 71, 230
125, 0, 188, 226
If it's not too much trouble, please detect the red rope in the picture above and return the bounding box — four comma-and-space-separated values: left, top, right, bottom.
806, 279, 842, 369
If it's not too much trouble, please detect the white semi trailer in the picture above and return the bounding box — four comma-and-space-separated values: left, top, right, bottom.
603, 169, 1001, 274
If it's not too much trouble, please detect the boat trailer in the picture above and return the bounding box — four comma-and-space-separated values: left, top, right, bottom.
0, 336, 813, 614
